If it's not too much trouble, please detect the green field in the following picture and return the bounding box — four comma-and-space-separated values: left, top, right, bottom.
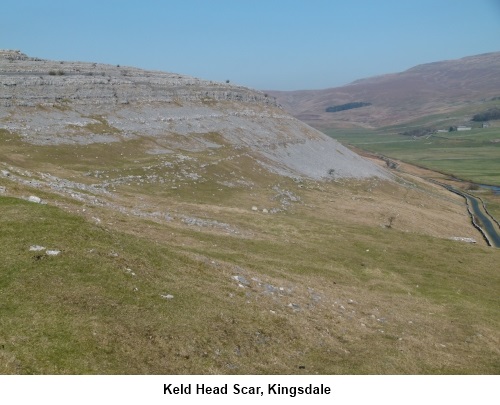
327, 126, 500, 186
1, 185, 499, 374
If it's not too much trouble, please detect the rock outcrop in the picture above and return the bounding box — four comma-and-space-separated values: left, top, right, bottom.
0, 50, 388, 180
0, 50, 274, 107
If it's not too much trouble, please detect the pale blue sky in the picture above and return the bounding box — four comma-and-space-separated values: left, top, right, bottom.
2, 0, 500, 90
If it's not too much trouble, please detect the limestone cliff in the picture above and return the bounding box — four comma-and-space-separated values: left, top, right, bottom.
0, 50, 387, 180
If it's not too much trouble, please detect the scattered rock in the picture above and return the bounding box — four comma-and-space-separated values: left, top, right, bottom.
0, 186, 5, 193
30, 246, 61, 256
251, 206, 258, 211
449, 237, 477, 243
262, 208, 268, 213
1, 170, 10, 177
232, 275, 250, 286
271, 186, 301, 210
264, 284, 279, 293
307, 288, 321, 303
28, 195, 42, 203
181, 215, 237, 233
160, 294, 174, 300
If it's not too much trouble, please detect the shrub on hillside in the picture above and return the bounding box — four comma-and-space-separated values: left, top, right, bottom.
48, 70, 65, 76
471, 107, 500, 122
325, 102, 371, 113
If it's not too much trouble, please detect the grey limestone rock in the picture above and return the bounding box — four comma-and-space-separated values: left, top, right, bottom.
0, 50, 389, 180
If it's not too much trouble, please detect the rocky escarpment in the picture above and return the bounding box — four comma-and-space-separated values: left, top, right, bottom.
0, 50, 274, 107
0, 50, 388, 180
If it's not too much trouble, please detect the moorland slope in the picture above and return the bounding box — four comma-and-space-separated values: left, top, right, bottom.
269, 52, 500, 129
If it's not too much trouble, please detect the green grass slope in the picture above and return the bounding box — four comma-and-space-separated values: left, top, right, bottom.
1, 181, 499, 374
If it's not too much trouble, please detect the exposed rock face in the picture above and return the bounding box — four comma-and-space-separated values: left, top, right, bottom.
0, 50, 388, 180
0, 51, 275, 107
0, 50, 274, 107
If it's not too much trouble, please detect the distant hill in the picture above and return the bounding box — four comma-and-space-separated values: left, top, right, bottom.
268, 52, 500, 129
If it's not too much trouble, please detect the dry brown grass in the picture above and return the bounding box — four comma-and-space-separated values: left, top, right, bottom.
0, 134, 499, 375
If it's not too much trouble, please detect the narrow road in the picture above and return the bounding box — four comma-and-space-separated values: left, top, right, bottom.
465, 194, 500, 247
433, 181, 500, 247
346, 149, 500, 247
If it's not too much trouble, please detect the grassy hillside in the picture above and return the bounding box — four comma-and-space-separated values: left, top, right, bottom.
1, 166, 499, 374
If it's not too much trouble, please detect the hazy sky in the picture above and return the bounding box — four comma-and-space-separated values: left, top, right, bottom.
2, 0, 500, 90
